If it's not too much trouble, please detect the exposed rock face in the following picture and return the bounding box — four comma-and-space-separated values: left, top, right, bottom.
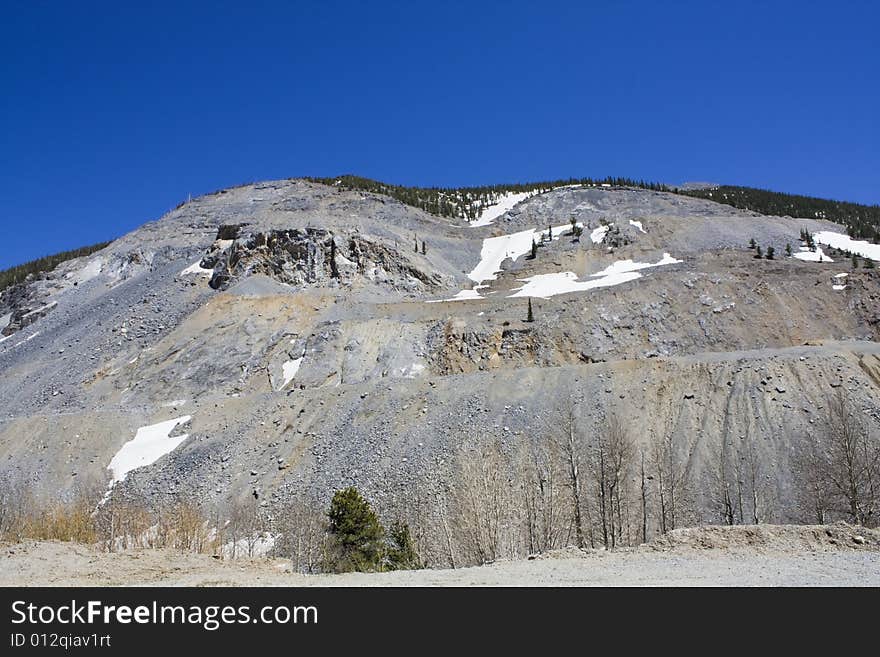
205, 227, 443, 293
0, 178, 878, 536
0, 281, 56, 336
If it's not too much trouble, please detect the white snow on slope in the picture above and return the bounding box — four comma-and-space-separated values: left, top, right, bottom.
834, 272, 848, 279
510, 253, 682, 299
21, 301, 57, 320
590, 225, 609, 244
180, 261, 213, 276
7, 332, 41, 349
426, 286, 489, 303
793, 246, 833, 263
222, 533, 277, 559
66, 257, 103, 285
469, 191, 536, 227
402, 362, 426, 378
813, 231, 880, 262
591, 253, 682, 277
832, 284, 847, 291
107, 416, 191, 486
161, 399, 187, 408
280, 357, 303, 389
629, 220, 646, 233
510, 271, 643, 298
468, 221, 583, 284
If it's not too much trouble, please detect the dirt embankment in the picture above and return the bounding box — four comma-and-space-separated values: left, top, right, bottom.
2, 523, 878, 587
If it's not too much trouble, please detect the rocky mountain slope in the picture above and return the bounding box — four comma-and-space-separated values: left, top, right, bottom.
1, 179, 879, 540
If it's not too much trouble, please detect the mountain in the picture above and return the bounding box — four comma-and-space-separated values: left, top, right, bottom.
1, 178, 879, 567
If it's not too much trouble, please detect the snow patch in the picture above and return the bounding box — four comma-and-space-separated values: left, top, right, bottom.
468, 221, 583, 284
591, 253, 682, 277
21, 301, 57, 320
107, 416, 191, 487
222, 533, 277, 559
510, 253, 681, 299
590, 225, 609, 244
469, 191, 536, 227
162, 399, 187, 408
832, 284, 847, 291
813, 231, 880, 262
280, 357, 303, 389
402, 363, 426, 378
66, 257, 103, 285
793, 246, 833, 263
629, 220, 646, 233
180, 261, 213, 276
510, 270, 643, 298
8, 332, 41, 348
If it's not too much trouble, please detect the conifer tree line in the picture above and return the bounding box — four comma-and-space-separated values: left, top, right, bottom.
306, 174, 670, 222
683, 185, 880, 242
4, 177, 878, 293
0, 241, 111, 294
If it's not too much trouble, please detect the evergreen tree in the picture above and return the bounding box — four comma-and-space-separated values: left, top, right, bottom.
421, 240, 426, 255
385, 521, 421, 570
865, 258, 875, 269
325, 487, 385, 573
414, 235, 419, 253
526, 298, 534, 323
765, 246, 775, 260
852, 254, 860, 268
748, 237, 756, 249
785, 243, 792, 257
548, 225, 553, 240
754, 245, 763, 259
530, 238, 537, 260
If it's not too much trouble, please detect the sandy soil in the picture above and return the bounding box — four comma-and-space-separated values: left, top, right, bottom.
2, 524, 878, 587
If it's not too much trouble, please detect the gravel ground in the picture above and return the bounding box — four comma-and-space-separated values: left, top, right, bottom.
3, 525, 878, 587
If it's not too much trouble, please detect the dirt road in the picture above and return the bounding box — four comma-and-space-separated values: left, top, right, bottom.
2, 524, 877, 587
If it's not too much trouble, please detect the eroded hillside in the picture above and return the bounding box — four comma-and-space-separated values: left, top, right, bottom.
1, 179, 879, 565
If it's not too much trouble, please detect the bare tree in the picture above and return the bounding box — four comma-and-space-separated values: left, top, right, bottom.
706, 438, 736, 526
650, 432, 693, 533
451, 439, 516, 564
275, 499, 327, 572
588, 415, 635, 548
794, 433, 832, 524
639, 449, 648, 544
823, 392, 879, 526
517, 438, 571, 554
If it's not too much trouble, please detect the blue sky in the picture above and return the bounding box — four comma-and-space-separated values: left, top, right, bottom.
1, 0, 878, 269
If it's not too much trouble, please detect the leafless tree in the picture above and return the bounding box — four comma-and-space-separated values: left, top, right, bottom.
588, 415, 635, 548
794, 433, 832, 524
706, 438, 737, 526
650, 432, 692, 534
275, 499, 327, 572
517, 438, 571, 554
451, 439, 515, 564
823, 392, 879, 526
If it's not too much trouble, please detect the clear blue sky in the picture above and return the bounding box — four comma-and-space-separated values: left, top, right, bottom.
2, 0, 878, 269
